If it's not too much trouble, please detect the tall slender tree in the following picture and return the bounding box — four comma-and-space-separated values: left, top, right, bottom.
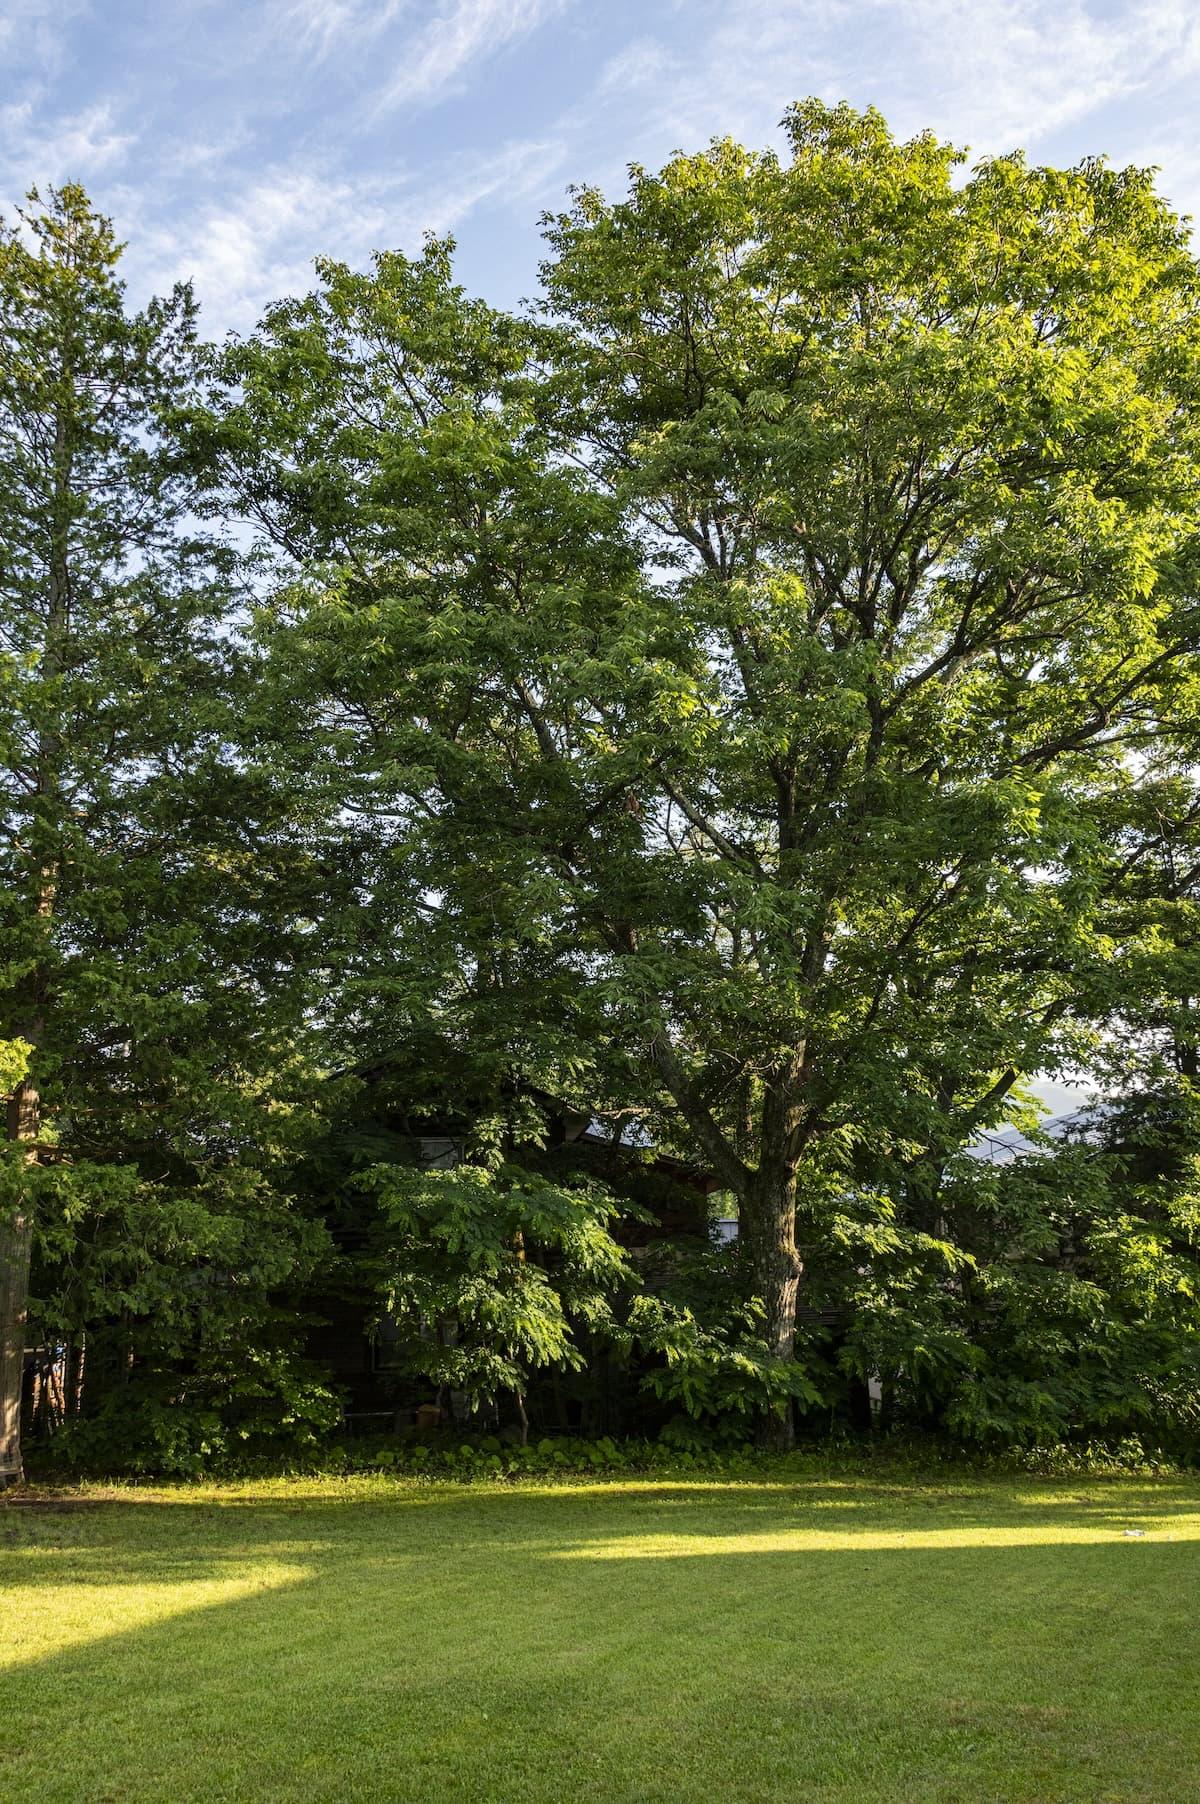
0, 186, 179, 1483
0, 187, 336, 1484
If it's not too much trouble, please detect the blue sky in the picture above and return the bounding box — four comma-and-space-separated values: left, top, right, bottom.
3, 0, 1200, 335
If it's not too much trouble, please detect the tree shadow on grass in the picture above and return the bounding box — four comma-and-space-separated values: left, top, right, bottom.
3, 1473, 1198, 1583
1, 1480, 1199, 1802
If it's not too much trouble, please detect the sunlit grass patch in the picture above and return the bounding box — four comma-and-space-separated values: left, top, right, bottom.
2, 1472, 1198, 1803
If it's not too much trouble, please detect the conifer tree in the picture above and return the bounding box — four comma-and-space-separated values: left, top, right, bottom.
0, 188, 334, 1483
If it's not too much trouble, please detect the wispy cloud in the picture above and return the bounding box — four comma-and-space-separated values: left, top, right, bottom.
878, 0, 1200, 146
130, 136, 565, 331
374, 0, 568, 112
230, 0, 1200, 178
271, 0, 569, 98
6, 0, 1200, 358
0, 0, 86, 75
0, 100, 135, 201
273, 0, 408, 61
589, 0, 1200, 163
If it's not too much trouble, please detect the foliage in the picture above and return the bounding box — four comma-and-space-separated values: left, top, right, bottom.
928, 1089, 1200, 1449
0, 185, 341, 1466
626, 1289, 824, 1421
621, 1232, 825, 1424
360, 1157, 631, 1420
11, 108, 1200, 1468
0, 1040, 30, 1097
214, 104, 1200, 1450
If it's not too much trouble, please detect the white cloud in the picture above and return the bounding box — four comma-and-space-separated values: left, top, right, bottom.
0, 100, 135, 201
130, 136, 565, 332
0, 0, 86, 76
374, 0, 568, 112
268, 0, 569, 99
6, 0, 1200, 351
597, 37, 677, 101
588, 0, 1200, 168
272, 0, 408, 61
873, 0, 1200, 148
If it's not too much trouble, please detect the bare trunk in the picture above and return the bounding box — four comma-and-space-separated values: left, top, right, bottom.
66, 1337, 85, 1418
1, 1077, 40, 1486
0, 1216, 32, 1487
745, 1168, 802, 1450
0, 1216, 33, 1488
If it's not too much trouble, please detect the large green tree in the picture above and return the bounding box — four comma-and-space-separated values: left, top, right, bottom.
0, 188, 336, 1483
219, 104, 1200, 1442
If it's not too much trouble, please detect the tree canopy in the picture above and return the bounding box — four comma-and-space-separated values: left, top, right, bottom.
7, 106, 1200, 1469
214, 103, 1200, 1442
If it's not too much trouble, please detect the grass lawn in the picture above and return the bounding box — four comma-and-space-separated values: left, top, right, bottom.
2, 1470, 1199, 1803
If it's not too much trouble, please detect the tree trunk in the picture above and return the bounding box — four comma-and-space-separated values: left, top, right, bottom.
745, 1170, 802, 1450
647, 1021, 806, 1447
1, 1077, 40, 1487
0, 1213, 32, 1488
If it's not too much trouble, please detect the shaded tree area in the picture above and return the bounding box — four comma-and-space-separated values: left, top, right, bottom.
8, 104, 1200, 1474
0, 188, 353, 1480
